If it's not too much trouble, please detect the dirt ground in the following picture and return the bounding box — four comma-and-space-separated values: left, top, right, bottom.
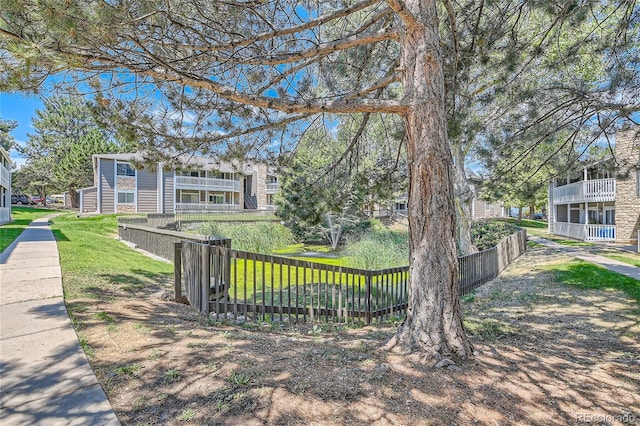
71, 247, 640, 425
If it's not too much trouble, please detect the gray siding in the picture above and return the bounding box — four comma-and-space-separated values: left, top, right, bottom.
81, 187, 97, 213
163, 171, 175, 213
137, 168, 158, 213
101, 159, 115, 213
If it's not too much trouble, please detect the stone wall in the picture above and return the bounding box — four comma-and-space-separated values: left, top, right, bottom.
117, 204, 136, 214
254, 164, 268, 209
614, 129, 640, 243
117, 176, 136, 190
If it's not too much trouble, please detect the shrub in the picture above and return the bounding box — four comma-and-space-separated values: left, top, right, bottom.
345, 225, 408, 269
199, 222, 294, 254
471, 220, 519, 251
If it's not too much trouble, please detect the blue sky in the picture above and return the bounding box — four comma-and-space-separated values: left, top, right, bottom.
0, 92, 43, 168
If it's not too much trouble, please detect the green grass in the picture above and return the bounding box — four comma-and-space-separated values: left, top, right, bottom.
199, 221, 293, 253
541, 260, 640, 303
49, 213, 173, 300
498, 218, 596, 247
540, 235, 595, 247
0, 206, 59, 253
600, 253, 640, 268
273, 243, 333, 254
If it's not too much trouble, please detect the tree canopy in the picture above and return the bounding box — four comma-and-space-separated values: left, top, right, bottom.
1, 0, 638, 360
18, 94, 124, 203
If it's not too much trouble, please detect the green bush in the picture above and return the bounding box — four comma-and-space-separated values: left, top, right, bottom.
471, 220, 519, 251
199, 222, 294, 254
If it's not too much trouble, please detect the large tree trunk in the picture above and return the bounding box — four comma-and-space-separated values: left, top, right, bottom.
453, 145, 478, 255
395, 0, 472, 360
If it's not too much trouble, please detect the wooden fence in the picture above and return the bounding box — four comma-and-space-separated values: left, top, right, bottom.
175, 229, 527, 324
118, 222, 230, 262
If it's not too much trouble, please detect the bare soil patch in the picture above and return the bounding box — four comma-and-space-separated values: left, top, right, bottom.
74, 247, 640, 425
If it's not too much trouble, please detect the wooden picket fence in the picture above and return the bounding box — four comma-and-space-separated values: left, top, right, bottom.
175, 229, 527, 324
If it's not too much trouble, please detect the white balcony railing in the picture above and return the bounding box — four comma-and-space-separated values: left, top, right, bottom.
584, 178, 616, 202
175, 176, 240, 192
553, 178, 616, 204
554, 222, 617, 242
585, 225, 616, 242
175, 202, 241, 211
266, 182, 279, 193
553, 222, 586, 240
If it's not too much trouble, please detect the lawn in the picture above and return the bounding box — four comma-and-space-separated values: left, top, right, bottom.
0, 206, 59, 253
600, 252, 640, 268
498, 218, 595, 247
49, 213, 173, 301
541, 259, 640, 303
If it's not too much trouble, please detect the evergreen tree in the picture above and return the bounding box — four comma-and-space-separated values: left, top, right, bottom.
1, 0, 637, 359
0, 118, 17, 152
19, 95, 121, 205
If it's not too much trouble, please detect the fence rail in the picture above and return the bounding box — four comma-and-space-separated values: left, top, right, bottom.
175, 229, 527, 324
118, 222, 230, 262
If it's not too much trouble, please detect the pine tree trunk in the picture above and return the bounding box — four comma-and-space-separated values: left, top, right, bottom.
453, 146, 478, 255
395, 0, 473, 360
68, 187, 79, 208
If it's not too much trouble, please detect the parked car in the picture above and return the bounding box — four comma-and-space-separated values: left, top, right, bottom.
11, 194, 33, 205
533, 212, 546, 220
31, 195, 45, 205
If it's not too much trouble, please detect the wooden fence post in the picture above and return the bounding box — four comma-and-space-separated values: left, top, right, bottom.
365, 272, 373, 325
201, 243, 211, 315
174, 242, 182, 300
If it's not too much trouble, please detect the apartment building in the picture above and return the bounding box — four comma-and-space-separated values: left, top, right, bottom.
0, 147, 11, 224
79, 153, 279, 214
548, 129, 640, 243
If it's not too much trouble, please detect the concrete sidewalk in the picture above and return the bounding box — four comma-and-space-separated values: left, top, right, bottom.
530, 236, 640, 281
0, 217, 120, 425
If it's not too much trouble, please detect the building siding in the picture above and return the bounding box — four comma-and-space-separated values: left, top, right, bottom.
81, 187, 97, 213
101, 159, 116, 214
138, 168, 159, 213
163, 171, 175, 213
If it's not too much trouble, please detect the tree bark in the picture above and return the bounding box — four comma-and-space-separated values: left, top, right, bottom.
453, 145, 478, 255
68, 186, 79, 208
395, 0, 472, 360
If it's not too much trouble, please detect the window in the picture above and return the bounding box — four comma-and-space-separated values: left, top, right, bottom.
117, 192, 134, 204
117, 163, 135, 177
209, 194, 225, 204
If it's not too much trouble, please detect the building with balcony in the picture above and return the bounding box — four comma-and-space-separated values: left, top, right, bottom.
0, 147, 11, 225
388, 169, 506, 220
79, 153, 278, 214
548, 129, 640, 243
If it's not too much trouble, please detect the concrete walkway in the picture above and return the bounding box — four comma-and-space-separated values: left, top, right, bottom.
530, 236, 640, 281
0, 218, 120, 425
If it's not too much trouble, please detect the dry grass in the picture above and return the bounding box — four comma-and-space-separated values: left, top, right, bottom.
75, 247, 640, 425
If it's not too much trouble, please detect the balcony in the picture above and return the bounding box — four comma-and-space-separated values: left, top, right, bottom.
175, 176, 240, 192
175, 202, 241, 212
266, 182, 279, 193
552, 178, 616, 204
554, 222, 616, 242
